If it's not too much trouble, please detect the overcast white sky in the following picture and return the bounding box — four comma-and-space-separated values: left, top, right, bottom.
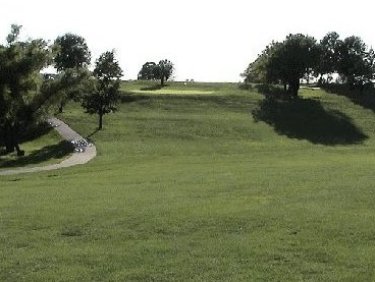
1, 0, 374, 82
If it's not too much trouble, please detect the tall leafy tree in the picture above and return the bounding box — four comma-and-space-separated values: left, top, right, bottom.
242, 42, 280, 84
247, 34, 319, 97
53, 33, 91, 71
53, 33, 91, 112
154, 59, 174, 86
0, 25, 52, 155
82, 51, 123, 130
336, 36, 375, 89
268, 34, 319, 96
138, 62, 157, 80
315, 32, 341, 84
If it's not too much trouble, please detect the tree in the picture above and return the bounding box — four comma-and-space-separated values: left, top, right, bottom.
315, 32, 341, 84
336, 36, 375, 90
45, 68, 92, 113
53, 33, 91, 112
138, 62, 157, 80
248, 34, 319, 97
0, 25, 53, 155
271, 34, 319, 96
53, 33, 91, 71
154, 59, 174, 86
242, 42, 280, 84
81, 51, 123, 130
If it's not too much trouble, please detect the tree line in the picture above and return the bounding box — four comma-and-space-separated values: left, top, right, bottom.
242, 32, 375, 97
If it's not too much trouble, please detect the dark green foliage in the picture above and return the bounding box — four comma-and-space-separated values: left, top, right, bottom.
53, 33, 92, 112
244, 34, 319, 96
336, 36, 375, 88
137, 60, 174, 86
82, 51, 123, 130
138, 62, 157, 80
0, 25, 52, 155
315, 32, 341, 83
267, 34, 319, 96
44, 68, 92, 113
154, 59, 174, 86
53, 33, 91, 71
242, 42, 279, 84
245, 32, 375, 97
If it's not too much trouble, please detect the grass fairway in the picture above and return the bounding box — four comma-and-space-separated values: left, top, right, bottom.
1, 82, 375, 281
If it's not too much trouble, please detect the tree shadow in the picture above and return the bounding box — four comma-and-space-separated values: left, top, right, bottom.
0, 141, 73, 168
251, 97, 368, 145
20, 122, 53, 143
140, 84, 165, 91
86, 129, 99, 139
255, 84, 290, 99
1, 122, 53, 150
321, 84, 375, 113
119, 92, 151, 103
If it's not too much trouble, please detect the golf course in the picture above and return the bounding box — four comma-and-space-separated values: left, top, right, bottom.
2, 81, 375, 281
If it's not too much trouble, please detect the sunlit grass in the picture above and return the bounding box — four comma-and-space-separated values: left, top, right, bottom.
130, 89, 215, 95
1, 81, 375, 281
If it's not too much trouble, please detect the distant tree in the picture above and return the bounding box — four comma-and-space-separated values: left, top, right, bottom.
244, 35, 319, 96
242, 42, 280, 84
0, 25, 53, 155
138, 62, 157, 80
154, 59, 174, 86
336, 36, 375, 90
53, 33, 91, 71
315, 32, 341, 84
53, 33, 91, 112
265, 34, 319, 96
81, 51, 123, 130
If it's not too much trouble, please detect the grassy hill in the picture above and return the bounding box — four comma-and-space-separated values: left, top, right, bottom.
1, 81, 375, 281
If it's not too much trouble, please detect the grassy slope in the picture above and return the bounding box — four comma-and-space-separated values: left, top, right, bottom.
1, 82, 375, 281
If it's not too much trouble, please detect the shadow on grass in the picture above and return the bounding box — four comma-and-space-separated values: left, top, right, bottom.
1, 122, 53, 149
139, 84, 167, 91
255, 84, 290, 99
322, 84, 375, 113
86, 128, 100, 139
0, 141, 73, 168
120, 91, 151, 103
252, 97, 368, 145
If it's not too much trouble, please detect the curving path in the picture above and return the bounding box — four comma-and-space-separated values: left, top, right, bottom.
0, 118, 97, 176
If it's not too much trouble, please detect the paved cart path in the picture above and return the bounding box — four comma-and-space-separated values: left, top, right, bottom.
0, 118, 97, 176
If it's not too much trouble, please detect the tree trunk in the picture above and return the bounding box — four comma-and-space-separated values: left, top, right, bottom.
283, 83, 287, 93
161, 76, 165, 87
4, 123, 14, 153
98, 113, 103, 130
4, 122, 23, 156
288, 78, 300, 98
58, 102, 64, 113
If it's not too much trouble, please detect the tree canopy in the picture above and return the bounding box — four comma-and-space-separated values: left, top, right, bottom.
82, 51, 123, 130
155, 59, 174, 86
138, 62, 157, 80
0, 25, 53, 155
243, 32, 375, 96
138, 59, 174, 86
53, 33, 91, 71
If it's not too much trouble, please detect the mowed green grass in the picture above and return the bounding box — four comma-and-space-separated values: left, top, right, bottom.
2, 82, 375, 281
